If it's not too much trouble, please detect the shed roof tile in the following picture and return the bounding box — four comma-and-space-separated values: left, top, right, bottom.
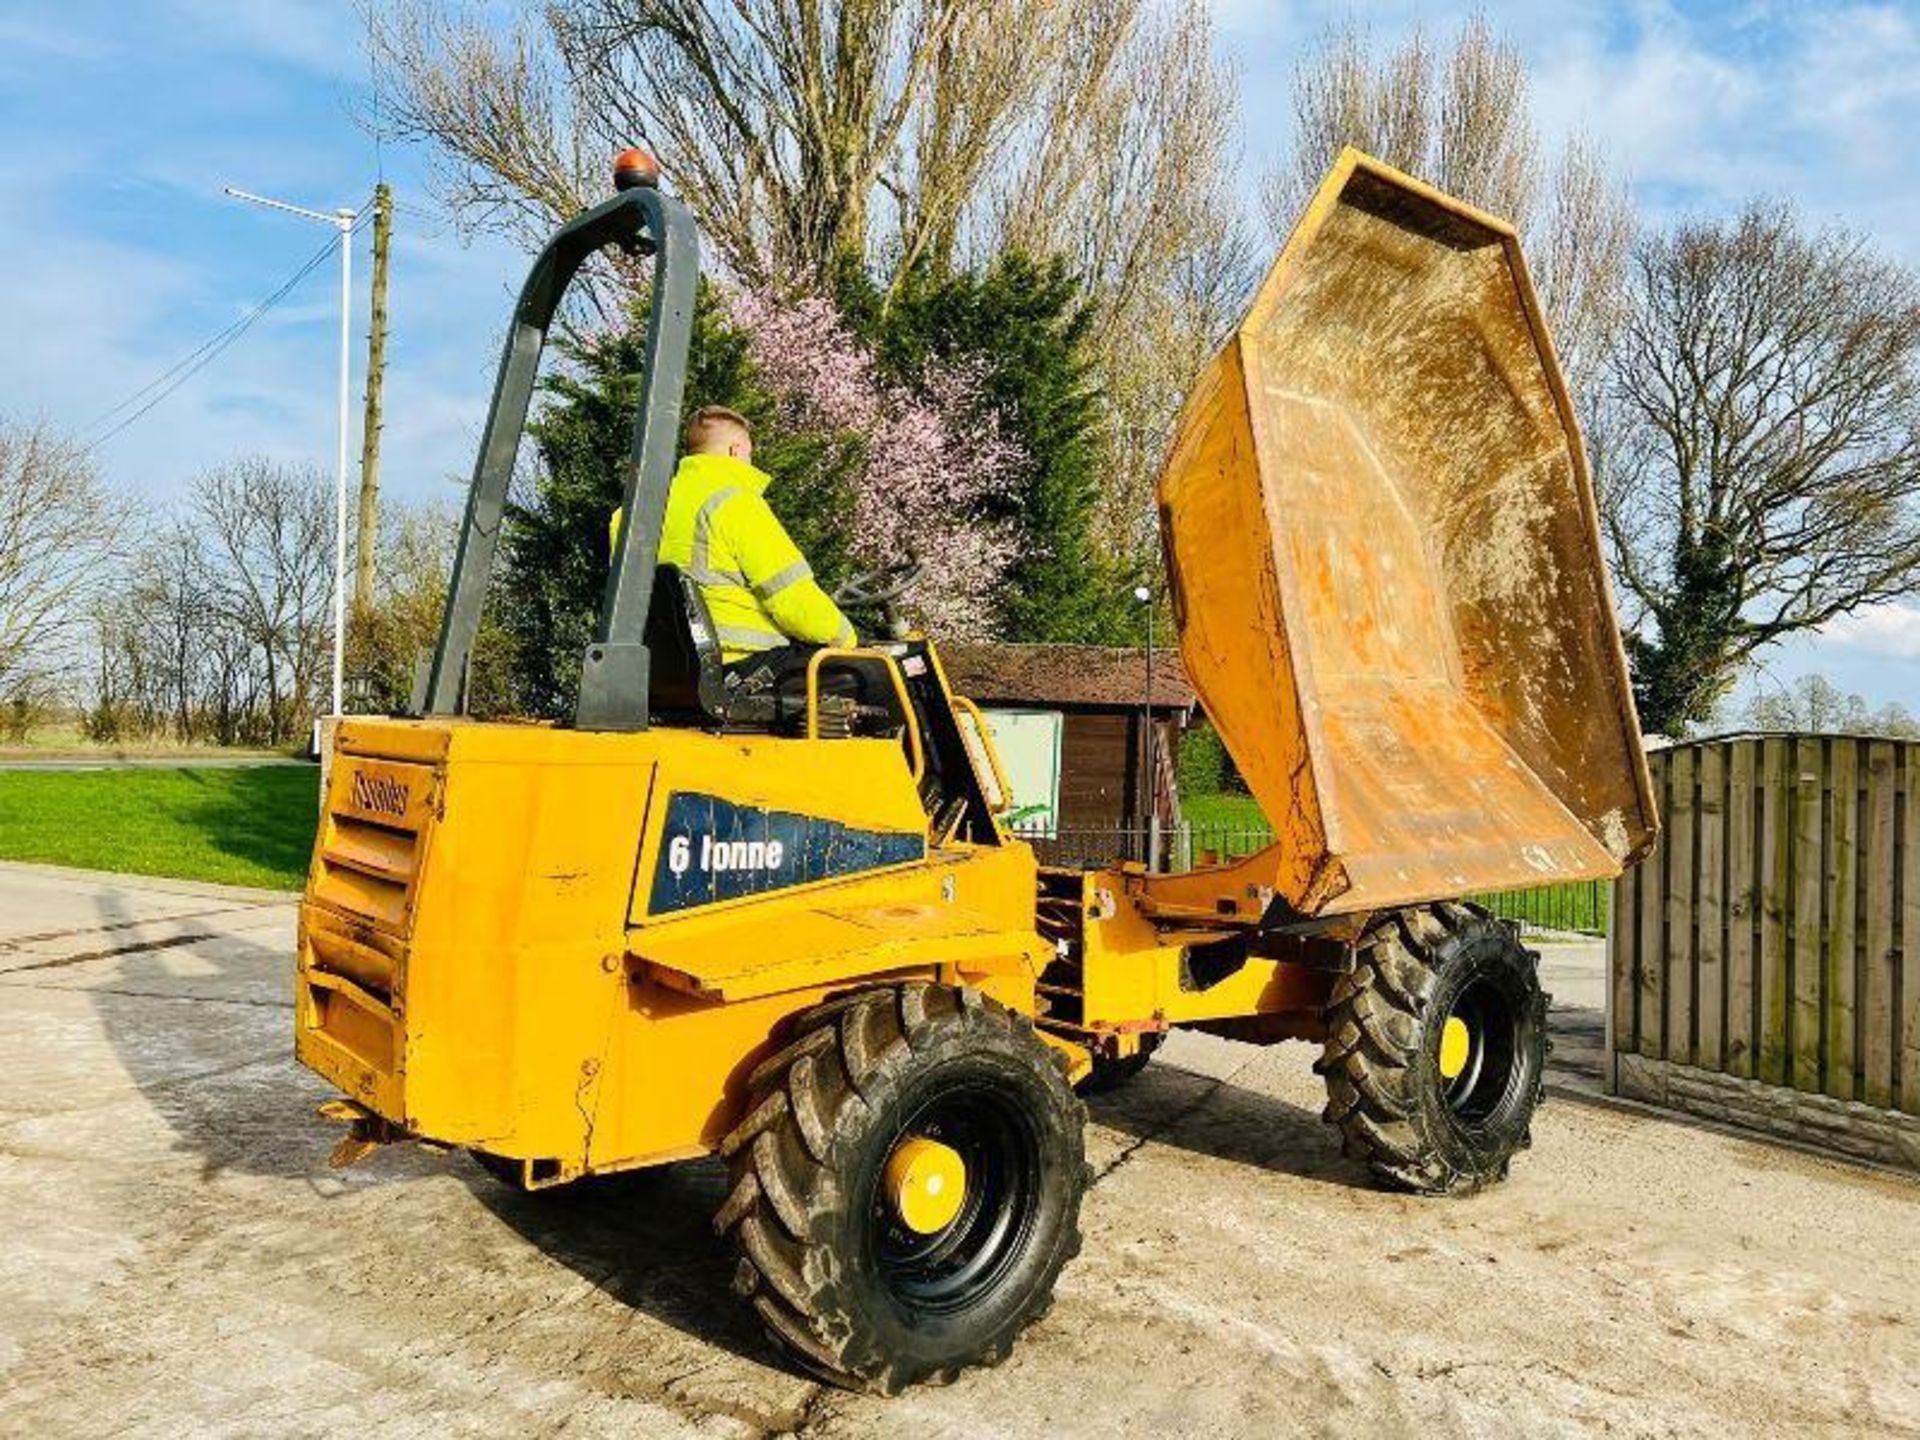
939, 642, 1196, 712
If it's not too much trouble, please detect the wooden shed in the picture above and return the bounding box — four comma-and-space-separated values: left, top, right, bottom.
940, 643, 1196, 867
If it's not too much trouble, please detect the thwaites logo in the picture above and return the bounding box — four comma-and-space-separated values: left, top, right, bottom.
649, 791, 924, 914
350, 769, 411, 820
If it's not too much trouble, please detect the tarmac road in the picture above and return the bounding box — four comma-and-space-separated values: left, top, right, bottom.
1, 861, 1916, 1437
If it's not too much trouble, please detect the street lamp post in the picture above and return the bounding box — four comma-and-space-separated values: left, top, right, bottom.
1128, 428, 1170, 872
224, 187, 357, 723
1135, 582, 1157, 871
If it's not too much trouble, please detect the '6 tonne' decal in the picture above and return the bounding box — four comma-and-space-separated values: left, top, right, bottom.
647, 791, 925, 914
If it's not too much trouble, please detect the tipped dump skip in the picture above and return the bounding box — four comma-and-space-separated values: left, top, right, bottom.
1153, 151, 1656, 919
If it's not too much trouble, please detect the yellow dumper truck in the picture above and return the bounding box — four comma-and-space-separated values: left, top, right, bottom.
296, 149, 1656, 1392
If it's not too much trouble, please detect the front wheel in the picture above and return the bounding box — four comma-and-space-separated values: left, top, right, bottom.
718, 983, 1088, 1393
1316, 903, 1548, 1195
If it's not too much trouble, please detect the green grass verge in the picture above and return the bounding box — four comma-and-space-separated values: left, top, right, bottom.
1182, 790, 1272, 858
1182, 790, 1267, 829
1470, 881, 1610, 935
0, 720, 297, 760
0, 766, 319, 890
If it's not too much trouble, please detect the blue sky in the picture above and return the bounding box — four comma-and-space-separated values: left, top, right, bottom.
7, 0, 1920, 715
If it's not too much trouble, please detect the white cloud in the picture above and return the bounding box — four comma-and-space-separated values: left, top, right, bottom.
1531, 26, 1768, 182
1789, 5, 1920, 146
167, 0, 360, 76
1819, 604, 1920, 660
0, 14, 111, 66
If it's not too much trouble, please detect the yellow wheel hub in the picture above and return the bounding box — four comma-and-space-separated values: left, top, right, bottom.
884, 1135, 967, 1235
1439, 1015, 1473, 1080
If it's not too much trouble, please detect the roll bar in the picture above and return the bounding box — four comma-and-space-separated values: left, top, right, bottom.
422, 182, 700, 731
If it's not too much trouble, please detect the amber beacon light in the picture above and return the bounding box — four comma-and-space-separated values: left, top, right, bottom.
613, 147, 661, 190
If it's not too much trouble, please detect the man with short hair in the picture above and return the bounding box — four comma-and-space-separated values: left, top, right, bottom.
614, 405, 855, 699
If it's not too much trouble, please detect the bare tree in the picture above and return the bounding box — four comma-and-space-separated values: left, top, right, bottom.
0, 419, 113, 702
981, 0, 1249, 563
83, 593, 147, 742
137, 524, 224, 741
78, 474, 354, 748
1871, 701, 1919, 738
348, 497, 458, 710
1601, 201, 1920, 734
371, 0, 1086, 289
85, 521, 268, 745
1745, 674, 1920, 739
194, 459, 336, 745
1264, 12, 1632, 389
367, 1, 597, 252
1530, 134, 1635, 388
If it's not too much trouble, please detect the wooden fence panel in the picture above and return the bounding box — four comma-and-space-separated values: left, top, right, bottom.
1863, 742, 1897, 1109
1610, 858, 1639, 1057
1697, 745, 1726, 1071
1792, 737, 1825, 1093
1638, 749, 1667, 1059
1760, 738, 1791, 1086
1826, 741, 1859, 1101
1726, 740, 1758, 1079
1905, 750, 1920, 1115
1667, 747, 1696, 1065
1612, 734, 1918, 1118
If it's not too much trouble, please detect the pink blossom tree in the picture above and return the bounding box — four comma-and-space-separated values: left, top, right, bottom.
725, 290, 1023, 639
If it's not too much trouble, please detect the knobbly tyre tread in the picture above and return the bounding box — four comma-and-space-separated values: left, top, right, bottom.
717, 982, 1089, 1394
1315, 902, 1548, 1196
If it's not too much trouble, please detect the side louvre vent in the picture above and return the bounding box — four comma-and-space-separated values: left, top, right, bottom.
297, 754, 440, 1109
311, 757, 438, 941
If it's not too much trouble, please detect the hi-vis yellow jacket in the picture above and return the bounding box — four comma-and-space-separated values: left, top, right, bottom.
613, 453, 855, 664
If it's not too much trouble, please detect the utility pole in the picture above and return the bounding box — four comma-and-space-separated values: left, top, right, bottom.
354, 182, 393, 620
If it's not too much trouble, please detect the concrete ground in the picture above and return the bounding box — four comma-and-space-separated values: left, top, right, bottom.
2, 862, 1916, 1438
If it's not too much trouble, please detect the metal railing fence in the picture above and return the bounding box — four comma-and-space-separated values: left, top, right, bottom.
1008, 819, 1609, 936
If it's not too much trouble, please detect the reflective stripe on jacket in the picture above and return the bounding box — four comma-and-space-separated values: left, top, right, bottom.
612, 453, 854, 664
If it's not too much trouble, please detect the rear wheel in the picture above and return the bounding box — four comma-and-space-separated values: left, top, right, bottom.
718, 983, 1088, 1393
1316, 903, 1547, 1195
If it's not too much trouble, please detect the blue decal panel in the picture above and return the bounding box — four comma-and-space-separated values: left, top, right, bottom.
647, 791, 926, 914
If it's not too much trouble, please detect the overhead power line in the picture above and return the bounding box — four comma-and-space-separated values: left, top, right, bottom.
83, 233, 338, 444
84, 205, 376, 454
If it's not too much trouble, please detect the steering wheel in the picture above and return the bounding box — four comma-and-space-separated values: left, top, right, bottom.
832, 557, 925, 609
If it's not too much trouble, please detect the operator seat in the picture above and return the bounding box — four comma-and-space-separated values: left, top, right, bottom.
643, 565, 776, 729
645, 564, 879, 736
